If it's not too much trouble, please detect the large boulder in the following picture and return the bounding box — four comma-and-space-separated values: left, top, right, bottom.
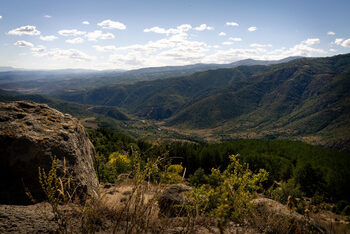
0, 101, 99, 204
158, 184, 192, 217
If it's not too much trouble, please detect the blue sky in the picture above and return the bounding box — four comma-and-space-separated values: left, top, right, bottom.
0, 0, 349, 70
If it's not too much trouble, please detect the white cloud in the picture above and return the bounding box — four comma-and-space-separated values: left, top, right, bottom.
203, 48, 264, 64
85, 30, 115, 41
0, 16, 2, 19
33, 48, 95, 61
218, 32, 226, 36
222, 41, 233, 45
248, 26, 257, 32
82, 21, 90, 25
44, 15, 52, 18
58, 29, 86, 37
109, 53, 146, 68
31, 45, 45, 53
144, 26, 167, 34
203, 38, 326, 64
66, 37, 84, 44
333, 38, 350, 48
158, 47, 205, 62
93, 45, 118, 52
97, 20, 126, 30
194, 24, 214, 31
40, 35, 58, 41
144, 24, 192, 35
341, 38, 350, 48
177, 24, 192, 32
107, 33, 209, 69
250, 43, 272, 47
8, 25, 40, 36
334, 38, 344, 45
226, 22, 239, 27
303, 38, 320, 45
327, 31, 335, 36
14, 40, 34, 48
266, 39, 325, 58
285, 43, 324, 55
329, 48, 336, 52
229, 37, 242, 41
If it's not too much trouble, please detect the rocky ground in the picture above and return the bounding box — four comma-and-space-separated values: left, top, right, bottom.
1, 183, 349, 233
0, 183, 257, 233
0, 203, 57, 233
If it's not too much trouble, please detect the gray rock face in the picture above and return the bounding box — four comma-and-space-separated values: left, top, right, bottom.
0, 101, 99, 204
158, 184, 191, 217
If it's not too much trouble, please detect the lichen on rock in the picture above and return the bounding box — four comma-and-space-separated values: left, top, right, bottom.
0, 101, 99, 204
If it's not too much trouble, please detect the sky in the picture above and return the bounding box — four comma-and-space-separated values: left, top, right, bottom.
0, 0, 349, 70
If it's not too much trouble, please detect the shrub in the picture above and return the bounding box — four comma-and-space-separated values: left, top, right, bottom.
268, 179, 304, 203
343, 205, 350, 216
189, 168, 208, 187
161, 164, 184, 184
38, 157, 76, 232
294, 163, 325, 197
108, 152, 131, 174
333, 200, 350, 214
186, 154, 268, 232
95, 152, 133, 183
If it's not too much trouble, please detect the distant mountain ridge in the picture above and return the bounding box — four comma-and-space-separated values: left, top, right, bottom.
0, 66, 17, 72
52, 53, 350, 151
0, 57, 302, 94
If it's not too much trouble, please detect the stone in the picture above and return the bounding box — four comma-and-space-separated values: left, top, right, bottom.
158, 184, 191, 217
251, 198, 325, 233
0, 101, 99, 204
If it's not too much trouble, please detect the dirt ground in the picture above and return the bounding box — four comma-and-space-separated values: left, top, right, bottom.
1, 183, 349, 233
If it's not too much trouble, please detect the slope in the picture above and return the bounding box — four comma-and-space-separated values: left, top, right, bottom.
166, 54, 350, 150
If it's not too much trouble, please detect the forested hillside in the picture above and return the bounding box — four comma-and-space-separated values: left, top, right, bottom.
53, 54, 350, 151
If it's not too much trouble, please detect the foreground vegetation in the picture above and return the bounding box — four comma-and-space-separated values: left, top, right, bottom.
88, 128, 350, 215
39, 148, 331, 233
26, 126, 350, 233
37, 148, 267, 231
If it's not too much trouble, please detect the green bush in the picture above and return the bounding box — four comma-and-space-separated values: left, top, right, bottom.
160, 164, 184, 184
186, 154, 268, 232
333, 200, 350, 214
189, 168, 208, 187
294, 163, 325, 197
267, 179, 304, 205
343, 205, 350, 216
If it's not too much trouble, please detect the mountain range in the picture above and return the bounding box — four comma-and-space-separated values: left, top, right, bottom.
1, 54, 349, 151
51, 54, 350, 151
0, 57, 300, 94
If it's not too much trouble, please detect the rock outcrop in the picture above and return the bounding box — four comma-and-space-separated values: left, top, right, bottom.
158, 184, 191, 217
251, 198, 325, 233
0, 101, 99, 204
